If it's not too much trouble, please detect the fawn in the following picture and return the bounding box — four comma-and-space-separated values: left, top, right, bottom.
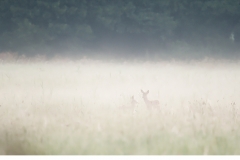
119, 96, 138, 109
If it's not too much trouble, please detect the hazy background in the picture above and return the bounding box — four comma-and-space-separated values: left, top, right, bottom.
0, 0, 240, 60
1, 1, 240, 154
1, 60, 240, 154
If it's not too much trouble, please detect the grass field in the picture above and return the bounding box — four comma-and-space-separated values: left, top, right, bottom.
0, 58, 240, 155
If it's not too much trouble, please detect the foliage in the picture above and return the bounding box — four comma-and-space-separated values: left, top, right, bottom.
0, 0, 239, 56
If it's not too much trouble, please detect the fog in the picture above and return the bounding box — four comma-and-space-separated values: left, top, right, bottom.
1, 0, 240, 155
1, 0, 240, 60
0, 58, 240, 154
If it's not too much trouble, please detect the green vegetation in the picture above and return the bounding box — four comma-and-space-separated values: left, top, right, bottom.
0, 0, 240, 57
0, 59, 240, 155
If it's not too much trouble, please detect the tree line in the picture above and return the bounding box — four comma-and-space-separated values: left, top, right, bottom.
0, 0, 240, 58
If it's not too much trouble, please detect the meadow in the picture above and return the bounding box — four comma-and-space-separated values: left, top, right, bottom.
0, 56, 240, 155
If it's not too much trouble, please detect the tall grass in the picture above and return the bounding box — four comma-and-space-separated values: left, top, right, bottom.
0, 57, 240, 155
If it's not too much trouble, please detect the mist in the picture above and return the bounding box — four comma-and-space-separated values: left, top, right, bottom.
1, 0, 240, 155
0, 0, 240, 60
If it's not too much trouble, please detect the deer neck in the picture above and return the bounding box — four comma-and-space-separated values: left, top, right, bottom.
143, 96, 150, 104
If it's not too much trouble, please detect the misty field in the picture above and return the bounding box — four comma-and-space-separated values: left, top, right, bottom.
0, 58, 240, 155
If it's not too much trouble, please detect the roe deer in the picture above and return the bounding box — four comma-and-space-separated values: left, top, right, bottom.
131, 96, 138, 107
119, 96, 138, 110
141, 90, 160, 109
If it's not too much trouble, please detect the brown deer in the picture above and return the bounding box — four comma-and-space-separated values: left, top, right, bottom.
119, 96, 138, 110
141, 90, 160, 109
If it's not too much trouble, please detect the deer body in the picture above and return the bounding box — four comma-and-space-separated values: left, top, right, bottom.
141, 90, 160, 109
119, 96, 138, 110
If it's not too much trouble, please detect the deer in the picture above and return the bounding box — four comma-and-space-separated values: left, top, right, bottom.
141, 90, 160, 109
131, 96, 138, 107
119, 96, 138, 110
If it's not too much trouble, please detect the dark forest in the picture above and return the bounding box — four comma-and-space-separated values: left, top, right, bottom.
1, 0, 240, 59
